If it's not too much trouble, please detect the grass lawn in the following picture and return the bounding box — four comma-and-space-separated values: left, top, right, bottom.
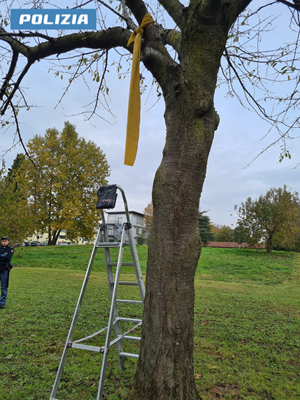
1, 245, 300, 399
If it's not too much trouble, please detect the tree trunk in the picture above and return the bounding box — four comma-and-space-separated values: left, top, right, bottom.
129, 9, 228, 400
48, 229, 60, 245
131, 66, 220, 400
266, 235, 273, 253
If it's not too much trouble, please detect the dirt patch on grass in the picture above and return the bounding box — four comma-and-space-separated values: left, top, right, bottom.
205, 383, 239, 399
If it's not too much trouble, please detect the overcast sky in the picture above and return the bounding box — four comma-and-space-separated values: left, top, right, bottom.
1, 1, 300, 228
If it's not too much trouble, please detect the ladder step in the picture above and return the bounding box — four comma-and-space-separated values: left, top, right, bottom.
110, 281, 138, 286
108, 262, 135, 267
96, 242, 121, 247
68, 343, 105, 353
116, 299, 143, 305
119, 352, 139, 359
118, 335, 141, 341
117, 317, 142, 323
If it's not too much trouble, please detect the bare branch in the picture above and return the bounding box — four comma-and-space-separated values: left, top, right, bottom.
124, 0, 148, 25
0, 27, 30, 57
159, 0, 185, 28
88, 49, 109, 120
97, 0, 136, 30
10, 101, 41, 175
119, 1, 136, 31
0, 30, 55, 42
0, 60, 33, 116
277, 0, 300, 11
27, 27, 131, 61
0, 49, 18, 101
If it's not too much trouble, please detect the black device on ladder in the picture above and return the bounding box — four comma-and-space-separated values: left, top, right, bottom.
49, 185, 145, 400
96, 184, 117, 209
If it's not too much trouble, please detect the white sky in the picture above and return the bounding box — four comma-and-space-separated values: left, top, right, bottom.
1, 1, 300, 228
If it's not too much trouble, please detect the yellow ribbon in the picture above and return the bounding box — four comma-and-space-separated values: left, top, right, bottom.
124, 13, 154, 166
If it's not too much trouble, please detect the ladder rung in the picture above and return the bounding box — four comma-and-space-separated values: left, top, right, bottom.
117, 317, 142, 323
110, 281, 138, 286
116, 299, 143, 305
96, 242, 120, 247
68, 343, 105, 353
107, 262, 135, 267
119, 352, 139, 359
118, 335, 141, 341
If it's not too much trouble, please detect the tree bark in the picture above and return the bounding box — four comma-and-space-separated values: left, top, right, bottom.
48, 229, 60, 246
130, 11, 226, 399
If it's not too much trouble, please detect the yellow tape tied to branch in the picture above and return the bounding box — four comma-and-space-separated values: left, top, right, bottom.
124, 13, 154, 166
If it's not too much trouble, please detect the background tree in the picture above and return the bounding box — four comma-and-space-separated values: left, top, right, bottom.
0, 156, 32, 244
143, 201, 153, 233
211, 224, 222, 237
234, 222, 249, 248
198, 211, 215, 246
237, 185, 300, 253
18, 122, 110, 245
1, 1, 300, 399
7, 153, 24, 191
215, 225, 235, 242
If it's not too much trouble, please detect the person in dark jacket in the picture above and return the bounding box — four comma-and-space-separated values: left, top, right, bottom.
0, 236, 14, 308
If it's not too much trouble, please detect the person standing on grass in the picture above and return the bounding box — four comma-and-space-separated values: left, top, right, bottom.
0, 236, 14, 309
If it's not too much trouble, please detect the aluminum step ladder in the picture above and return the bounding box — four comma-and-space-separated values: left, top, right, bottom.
49, 185, 145, 400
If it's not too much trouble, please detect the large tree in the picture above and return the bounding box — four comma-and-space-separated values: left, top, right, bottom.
237, 185, 300, 253
1, 1, 300, 399
18, 121, 110, 245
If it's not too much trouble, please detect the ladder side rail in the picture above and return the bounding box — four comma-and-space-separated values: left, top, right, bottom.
127, 227, 145, 304
116, 185, 131, 223
49, 222, 103, 400
96, 223, 128, 400
116, 185, 145, 303
101, 210, 124, 370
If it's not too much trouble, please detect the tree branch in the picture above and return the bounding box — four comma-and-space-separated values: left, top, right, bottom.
124, 0, 148, 25
227, 1, 254, 26
10, 101, 43, 177
0, 27, 30, 57
159, 0, 185, 28
97, 0, 136, 30
0, 49, 18, 101
277, 0, 300, 11
88, 49, 109, 120
163, 29, 182, 55
1, 60, 33, 116
26, 28, 131, 62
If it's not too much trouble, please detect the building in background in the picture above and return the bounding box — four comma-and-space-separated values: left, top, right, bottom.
26, 211, 148, 245
105, 211, 148, 244
27, 230, 89, 245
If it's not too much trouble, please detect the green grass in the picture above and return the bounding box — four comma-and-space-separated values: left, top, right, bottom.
197, 247, 295, 284
12, 244, 148, 272
1, 246, 300, 399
